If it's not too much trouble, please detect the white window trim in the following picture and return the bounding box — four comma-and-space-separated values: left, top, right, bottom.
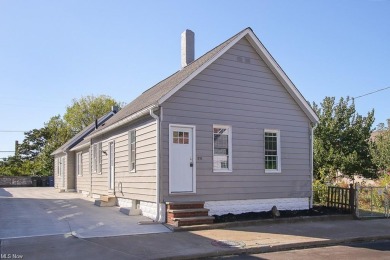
213, 124, 232, 173
108, 140, 115, 190
97, 142, 102, 175
56, 158, 59, 176
58, 156, 65, 177
92, 143, 103, 174
76, 152, 83, 176
92, 144, 97, 174
129, 129, 136, 173
264, 129, 281, 173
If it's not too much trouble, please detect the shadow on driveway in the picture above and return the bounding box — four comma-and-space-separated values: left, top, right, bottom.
0, 187, 170, 239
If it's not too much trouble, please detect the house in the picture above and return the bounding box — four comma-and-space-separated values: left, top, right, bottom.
52, 107, 118, 191
55, 27, 319, 226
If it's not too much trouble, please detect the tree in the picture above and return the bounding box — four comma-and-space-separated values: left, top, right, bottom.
2, 95, 122, 176
18, 128, 50, 161
64, 95, 122, 132
370, 129, 390, 174
38, 115, 73, 175
313, 96, 376, 182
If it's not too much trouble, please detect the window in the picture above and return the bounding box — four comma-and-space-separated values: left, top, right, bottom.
58, 157, 64, 176
91, 144, 97, 173
213, 125, 232, 172
91, 142, 102, 174
76, 152, 83, 176
264, 129, 281, 173
92, 144, 97, 173
129, 130, 136, 172
57, 158, 60, 176
173, 131, 189, 144
98, 142, 102, 174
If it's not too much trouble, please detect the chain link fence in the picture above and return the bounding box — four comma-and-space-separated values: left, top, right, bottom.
355, 185, 390, 218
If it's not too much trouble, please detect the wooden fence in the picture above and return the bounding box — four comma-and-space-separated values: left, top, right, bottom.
327, 184, 356, 213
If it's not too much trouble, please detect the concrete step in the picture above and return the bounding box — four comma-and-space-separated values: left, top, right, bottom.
119, 207, 142, 216
169, 216, 215, 227
94, 196, 117, 207
100, 195, 116, 202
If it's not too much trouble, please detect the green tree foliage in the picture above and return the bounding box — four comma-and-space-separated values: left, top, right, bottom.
0, 116, 73, 176
313, 96, 376, 182
36, 116, 73, 175
0, 95, 122, 176
370, 128, 390, 174
18, 128, 50, 161
64, 95, 122, 132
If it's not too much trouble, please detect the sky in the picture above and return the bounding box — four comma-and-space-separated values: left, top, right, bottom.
0, 0, 389, 159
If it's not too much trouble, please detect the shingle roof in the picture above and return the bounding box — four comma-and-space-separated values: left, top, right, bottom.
92, 28, 249, 135
51, 110, 116, 155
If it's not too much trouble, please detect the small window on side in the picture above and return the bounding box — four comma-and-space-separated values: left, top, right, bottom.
264, 129, 281, 173
213, 125, 232, 172
129, 130, 136, 172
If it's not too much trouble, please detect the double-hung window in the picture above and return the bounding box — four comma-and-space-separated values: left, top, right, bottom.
264, 129, 281, 173
76, 152, 83, 176
57, 158, 61, 176
58, 157, 64, 176
91, 142, 102, 174
129, 130, 136, 172
213, 125, 232, 172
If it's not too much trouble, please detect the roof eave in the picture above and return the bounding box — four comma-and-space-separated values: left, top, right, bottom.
87, 104, 158, 140
158, 28, 252, 105
69, 141, 90, 152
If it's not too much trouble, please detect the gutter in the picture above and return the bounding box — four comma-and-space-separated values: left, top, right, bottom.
149, 107, 162, 223
310, 122, 317, 208
87, 105, 158, 140
69, 142, 90, 152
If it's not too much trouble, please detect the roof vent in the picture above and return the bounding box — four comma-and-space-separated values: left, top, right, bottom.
181, 29, 195, 68
112, 106, 119, 113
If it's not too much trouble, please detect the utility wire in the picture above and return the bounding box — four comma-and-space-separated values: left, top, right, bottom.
354, 86, 390, 99
0, 130, 26, 133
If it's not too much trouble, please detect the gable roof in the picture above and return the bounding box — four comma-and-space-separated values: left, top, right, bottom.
90, 27, 318, 138
51, 110, 117, 155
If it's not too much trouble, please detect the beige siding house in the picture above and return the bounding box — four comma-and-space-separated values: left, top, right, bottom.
52, 108, 117, 191
54, 28, 318, 226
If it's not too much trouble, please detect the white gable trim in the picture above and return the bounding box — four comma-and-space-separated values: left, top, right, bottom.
245, 31, 319, 123
158, 28, 318, 123
158, 29, 249, 105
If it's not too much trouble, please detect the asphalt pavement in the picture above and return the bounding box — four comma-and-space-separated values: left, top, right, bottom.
2, 187, 390, 259
0, 187, 170, 239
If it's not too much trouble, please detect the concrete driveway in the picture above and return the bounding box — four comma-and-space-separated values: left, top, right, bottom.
0, 187, 170, 239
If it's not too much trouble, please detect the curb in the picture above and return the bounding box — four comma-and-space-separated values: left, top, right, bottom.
166, 214, 353, 232
162, 235, 390, 260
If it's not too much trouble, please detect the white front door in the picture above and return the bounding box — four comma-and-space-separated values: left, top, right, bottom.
108, 141, 115, 191
169, 125, 195, 193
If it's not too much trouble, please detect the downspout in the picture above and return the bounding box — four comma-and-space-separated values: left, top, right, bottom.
149, 108, 161, 222
310, 123, 317, 208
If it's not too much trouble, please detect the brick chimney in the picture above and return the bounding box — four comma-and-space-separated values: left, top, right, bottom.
181, 29, 195, 68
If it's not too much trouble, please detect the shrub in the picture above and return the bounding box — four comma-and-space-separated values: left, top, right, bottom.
313, 180, 328, 205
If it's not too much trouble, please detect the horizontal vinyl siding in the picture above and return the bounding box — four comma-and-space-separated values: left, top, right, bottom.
161, 37, 311, 202
91, 117, 157, 202
115, 121, 157, 202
